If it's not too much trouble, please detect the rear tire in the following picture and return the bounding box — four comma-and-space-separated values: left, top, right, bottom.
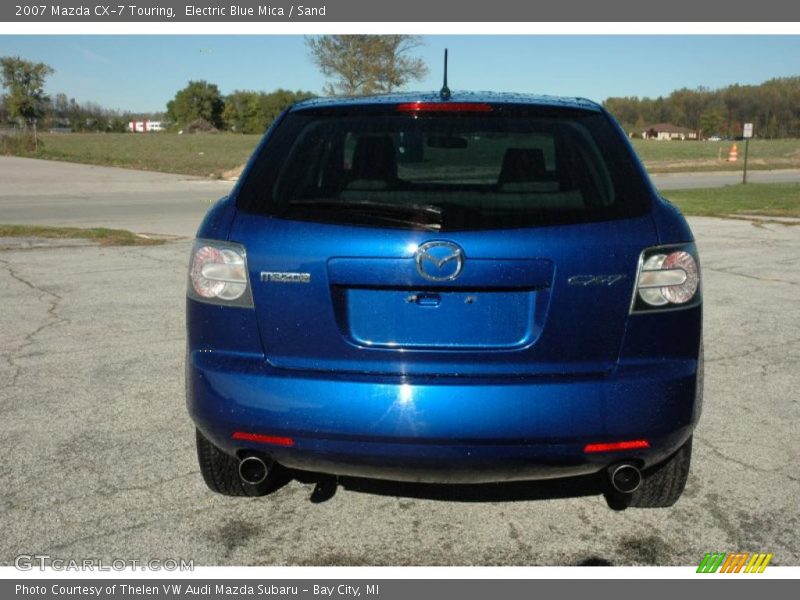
629, 436, 693, 508
195, 429, 272, 497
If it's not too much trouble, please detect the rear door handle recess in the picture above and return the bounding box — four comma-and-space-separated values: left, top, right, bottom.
406, 292, 441, 307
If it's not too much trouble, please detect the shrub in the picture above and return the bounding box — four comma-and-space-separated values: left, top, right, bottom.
183, 118, 218, 134
0, 131, 41, 154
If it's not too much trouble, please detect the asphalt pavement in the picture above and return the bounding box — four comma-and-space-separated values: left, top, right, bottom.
0, 157, 231, 237
652, 168, 800, 190
1, 157, 799, 566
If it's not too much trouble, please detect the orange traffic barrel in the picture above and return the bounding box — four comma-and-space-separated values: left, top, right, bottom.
727, 144, 739, 162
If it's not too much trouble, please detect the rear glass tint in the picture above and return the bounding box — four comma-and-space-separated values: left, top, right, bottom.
237, 107, 652, 231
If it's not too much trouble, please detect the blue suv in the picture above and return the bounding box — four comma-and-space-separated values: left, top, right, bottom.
186, 92, 703, 509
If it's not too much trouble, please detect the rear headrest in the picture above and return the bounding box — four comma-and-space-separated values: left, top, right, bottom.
498, 148, 547, 185
351, 135, 398, 181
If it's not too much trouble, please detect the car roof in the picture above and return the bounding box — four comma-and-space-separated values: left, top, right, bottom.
290, 91, 603, 113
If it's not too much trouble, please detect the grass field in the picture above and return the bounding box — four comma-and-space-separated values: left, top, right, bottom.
3, 132, 262, 178
664, 183, 800, 218
0, 224, 165, 245
3, 132, 800, 177
631, 138, 800, 173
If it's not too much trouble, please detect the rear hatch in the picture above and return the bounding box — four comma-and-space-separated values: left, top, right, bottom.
231, 99, 657, 377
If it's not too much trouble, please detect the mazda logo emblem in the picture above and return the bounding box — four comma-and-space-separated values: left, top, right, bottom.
415, 241, 464, 282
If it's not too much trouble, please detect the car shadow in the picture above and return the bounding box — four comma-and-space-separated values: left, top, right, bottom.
293, 470, 608, 504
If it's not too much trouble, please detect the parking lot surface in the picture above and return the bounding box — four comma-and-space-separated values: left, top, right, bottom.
1, 159, 798, 566
0, 157, 230, 237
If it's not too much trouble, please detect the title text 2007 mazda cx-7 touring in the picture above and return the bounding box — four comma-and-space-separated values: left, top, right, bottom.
186, 92, 703, 509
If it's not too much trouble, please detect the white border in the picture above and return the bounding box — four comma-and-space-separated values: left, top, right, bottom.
1, 22, 800, 35
2, 565, 799, 579
1, 17, 798, 582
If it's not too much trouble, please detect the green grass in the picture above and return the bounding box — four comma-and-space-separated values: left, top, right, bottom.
0, 224, 166, 246
3, 132, 800, 177
5, 132, 261, 178
631, 138, 800, 173
663, 183, 800, 218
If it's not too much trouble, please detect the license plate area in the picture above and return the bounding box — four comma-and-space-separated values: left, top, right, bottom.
337, 287, 541, 350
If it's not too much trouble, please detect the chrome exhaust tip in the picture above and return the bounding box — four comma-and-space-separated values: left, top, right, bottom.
609, 463, 642, 494
238, 455, 269, 485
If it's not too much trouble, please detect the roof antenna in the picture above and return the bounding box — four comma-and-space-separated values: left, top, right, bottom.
439, 49, 451, 100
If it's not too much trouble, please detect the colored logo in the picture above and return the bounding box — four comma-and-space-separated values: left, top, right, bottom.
697, 552, 773, 573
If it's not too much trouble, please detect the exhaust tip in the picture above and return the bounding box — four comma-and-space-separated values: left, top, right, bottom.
239, 455, 269, 485
609, 463, 642, 494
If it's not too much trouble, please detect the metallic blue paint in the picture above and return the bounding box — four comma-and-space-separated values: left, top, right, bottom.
290, 91, 604, 113
186, 92, 703, 484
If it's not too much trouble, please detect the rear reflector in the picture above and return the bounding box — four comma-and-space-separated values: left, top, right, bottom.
584, 439, 650, 453
396, 102, 493, 113
232, 431, 295, 447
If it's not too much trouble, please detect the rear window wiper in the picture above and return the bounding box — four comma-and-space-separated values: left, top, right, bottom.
288, 198, 444, 217
286, 198, 443, 231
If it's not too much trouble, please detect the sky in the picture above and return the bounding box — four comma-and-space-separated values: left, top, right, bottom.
1, 35, 799, 113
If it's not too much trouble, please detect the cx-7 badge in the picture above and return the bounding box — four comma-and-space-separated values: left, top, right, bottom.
568, 274, 627, 286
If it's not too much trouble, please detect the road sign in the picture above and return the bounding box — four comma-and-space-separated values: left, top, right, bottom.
742, 123, 753, 184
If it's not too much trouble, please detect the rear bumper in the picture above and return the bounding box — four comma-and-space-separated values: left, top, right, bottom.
187, 351, 701, 484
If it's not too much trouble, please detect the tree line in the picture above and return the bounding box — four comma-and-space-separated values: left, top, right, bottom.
163, 36, 428, 132
1, 36, 428, 138
0, 67, 313, 135
604, 76, 800, 138
0, 91, 156, 133
165, 81, 314, 134
0, 56, 159, 134
6, 39, 800, 141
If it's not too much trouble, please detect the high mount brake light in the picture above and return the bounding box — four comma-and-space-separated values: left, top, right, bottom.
396, 102, 493, 113
188, 239, 253, 307
632, 244, 701, 312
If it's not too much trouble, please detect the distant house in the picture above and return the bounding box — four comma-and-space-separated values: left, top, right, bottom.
128, 119, 165, 133
642, 123, 698, 141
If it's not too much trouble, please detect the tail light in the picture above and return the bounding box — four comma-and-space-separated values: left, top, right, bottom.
187, 239, 253, 307
631, 243, 701, 312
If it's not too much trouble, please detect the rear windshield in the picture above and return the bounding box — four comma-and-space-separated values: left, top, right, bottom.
236, 106, 652, 231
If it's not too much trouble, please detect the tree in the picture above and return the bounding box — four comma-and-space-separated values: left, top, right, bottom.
1, 56, 54, 148
166, 80, 224, 129
222, 90, 261, 133
376, 35, 429, 93
306, 35, 428, 96
698, 109, 724, 137
52, 92, 69, 121
223, 89, 315, 134
256, 88, 315, 126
